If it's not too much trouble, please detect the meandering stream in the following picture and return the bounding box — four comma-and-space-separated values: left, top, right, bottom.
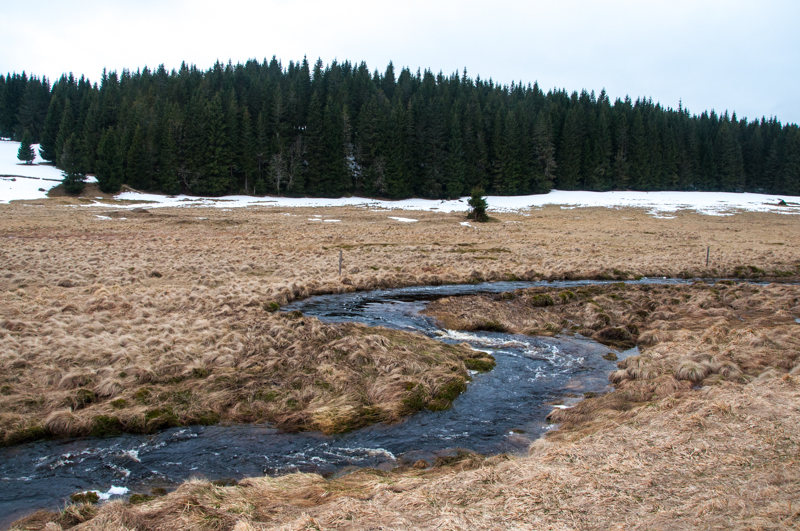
0, 279, 688, 525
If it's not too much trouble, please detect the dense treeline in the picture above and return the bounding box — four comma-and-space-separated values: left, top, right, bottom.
2, 58, 799, 197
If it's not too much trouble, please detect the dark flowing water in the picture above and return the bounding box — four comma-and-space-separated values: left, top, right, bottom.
1, 279, 687, 526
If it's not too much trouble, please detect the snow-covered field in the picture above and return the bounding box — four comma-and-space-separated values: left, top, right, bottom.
1, 139, 798, 215
0, 140, 65, 202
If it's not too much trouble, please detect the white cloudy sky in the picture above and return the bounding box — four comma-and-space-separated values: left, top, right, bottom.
2, 0, 798, 123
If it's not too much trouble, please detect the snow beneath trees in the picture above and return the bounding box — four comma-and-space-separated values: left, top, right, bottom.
1, 139, 798, 215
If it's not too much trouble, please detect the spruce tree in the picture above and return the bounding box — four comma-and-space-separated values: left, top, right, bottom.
240, 107, 257, 194
557, 106, 584, 189
196, 93, 230, 196
17, 129, 35, 164
775, 129, 800, 195
39, 91, 64, 162
628, 111, 650, 190
125, 124, 147, 189
95, 127, 123, 193
468, 187, 488, 222
612, 113, 630, 189
715, 120, 745, 191
385, 99, 412, 198
303, 91, 325, 195
81, 97, 101, 173
445, 110, 466, 198
15, 77, 50, 142
158, 121, 180, 195
532, 110, 556, 193
54, 101, 75, 166
60, 133, 86, 194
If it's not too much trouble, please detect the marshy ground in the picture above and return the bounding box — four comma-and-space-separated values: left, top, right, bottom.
2, 194, 800, 530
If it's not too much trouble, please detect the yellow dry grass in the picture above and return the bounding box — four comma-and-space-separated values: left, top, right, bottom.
12, 375, 800, 530
3, 197, 800, 530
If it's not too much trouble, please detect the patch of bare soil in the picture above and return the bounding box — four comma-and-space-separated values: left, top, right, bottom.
2, 200, 800, 530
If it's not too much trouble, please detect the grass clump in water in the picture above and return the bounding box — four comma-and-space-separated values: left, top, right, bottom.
464, 354, 496, 372
427, 377, 468, 411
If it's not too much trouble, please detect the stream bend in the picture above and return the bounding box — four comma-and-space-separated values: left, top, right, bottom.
1, 279, 687, 525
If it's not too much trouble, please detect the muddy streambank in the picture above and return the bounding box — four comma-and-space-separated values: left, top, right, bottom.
3, 279, 655, 527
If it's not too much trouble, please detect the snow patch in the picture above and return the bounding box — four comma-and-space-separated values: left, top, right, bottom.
388, 216, 418, 222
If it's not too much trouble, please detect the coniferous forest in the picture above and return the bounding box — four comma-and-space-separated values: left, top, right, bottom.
1, 57, 799, 198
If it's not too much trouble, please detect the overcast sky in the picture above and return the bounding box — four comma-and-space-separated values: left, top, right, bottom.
2, 0, 798, 123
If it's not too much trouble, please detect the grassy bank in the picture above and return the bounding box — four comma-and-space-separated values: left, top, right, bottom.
2, 198, 800, 529
11, 282, 800, 530
425, 281, 800, 441
0, 309, 497, 443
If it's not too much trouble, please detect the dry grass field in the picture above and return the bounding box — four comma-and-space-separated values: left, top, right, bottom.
3, 192, 800, 530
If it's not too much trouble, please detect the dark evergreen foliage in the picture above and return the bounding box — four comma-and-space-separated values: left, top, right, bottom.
2, 59, 798, 197
468, 187, 488, 222
60, 132, 86, 194
17, 129, 35, 164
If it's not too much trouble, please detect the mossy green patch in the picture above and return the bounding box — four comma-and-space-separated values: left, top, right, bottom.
129, 493, 155, 505
133, 387, 151, 404
144, 408, 182, 432
188, 410, 221, 426
256, 389, 279, 402
74, 388, 96, 409
427, 377, 468, 411
402, 384, 428, 413
530, 294, 555, 307
464, 356, 496, 372
70, 491, 100, 504
4, 424, 46, 446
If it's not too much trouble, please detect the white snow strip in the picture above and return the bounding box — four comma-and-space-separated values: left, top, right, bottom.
106, 190, 800, 218
323, 219, 340, 222
3, 140, 800, 216
460, 221, 472, 227
105, 190, 800, 217
388, 216, 418, 222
